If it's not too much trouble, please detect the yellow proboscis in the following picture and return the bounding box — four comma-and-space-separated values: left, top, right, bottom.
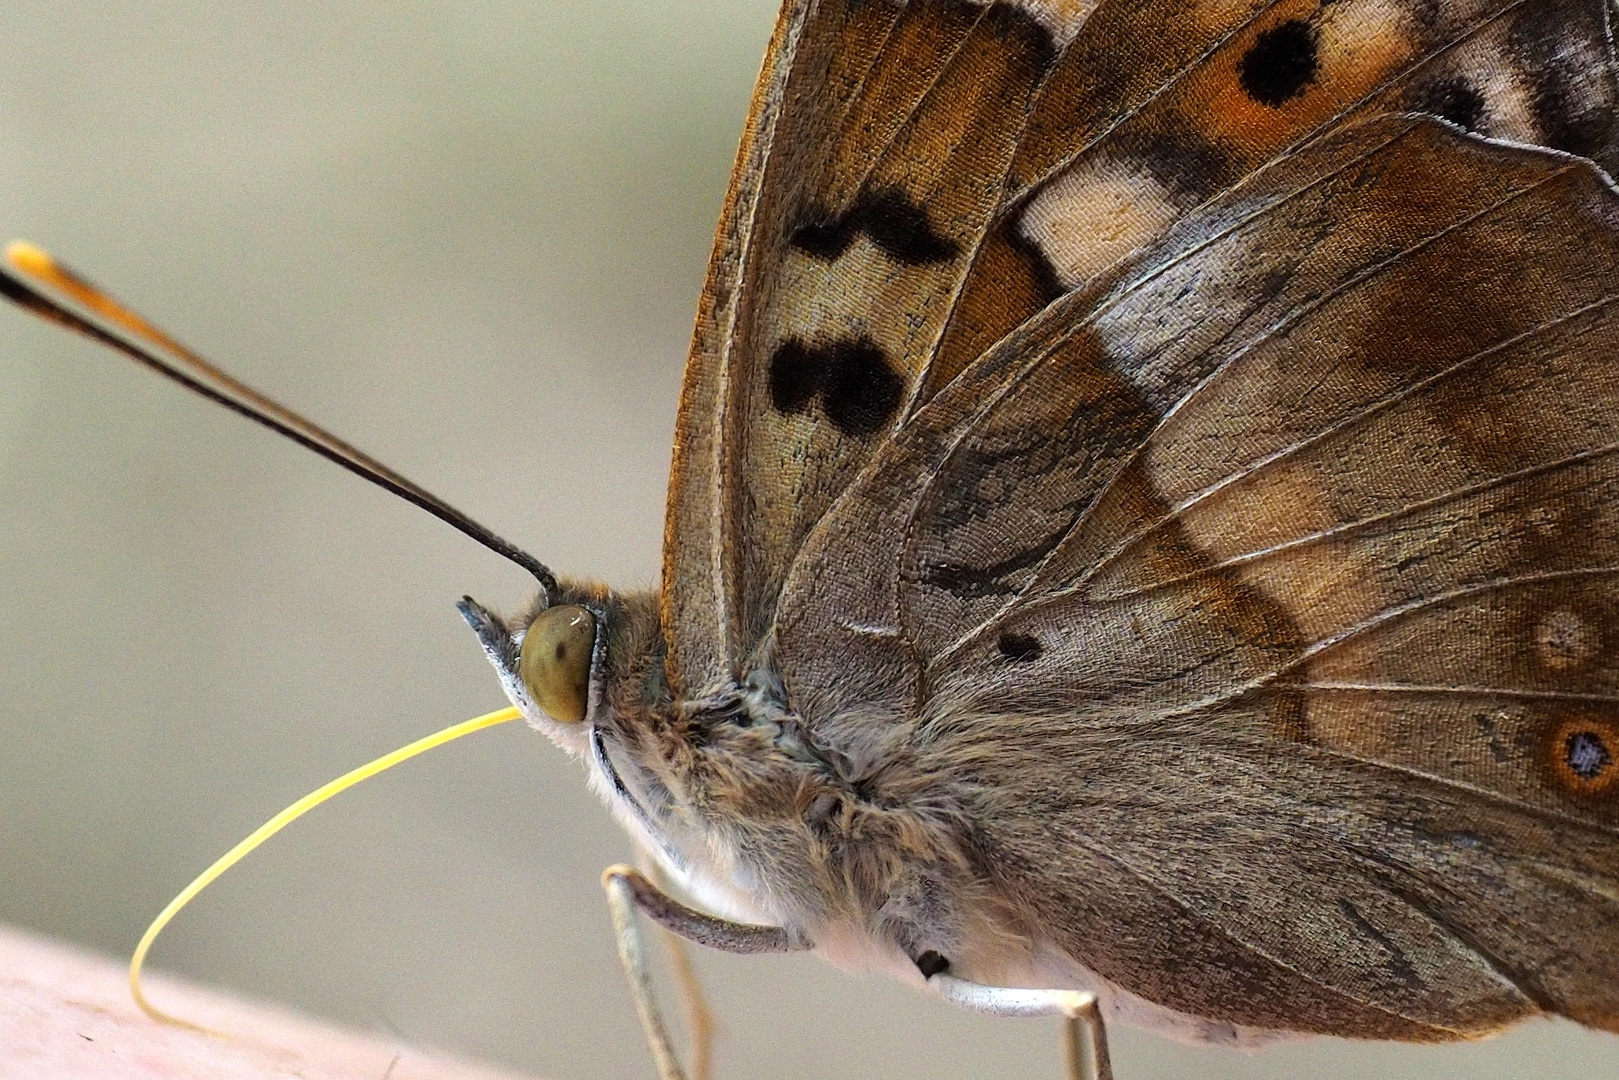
129, 705, 523, 1031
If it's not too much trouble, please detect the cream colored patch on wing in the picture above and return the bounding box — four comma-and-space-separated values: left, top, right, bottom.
767, 238, 949, 378
744, 237, 960, 568
1018, 155, 1180, 290
1445, 33, 1538, 143
1316, 0, 1418, 69
1006, 0, 1095, 44
1472, 65, 1537, 144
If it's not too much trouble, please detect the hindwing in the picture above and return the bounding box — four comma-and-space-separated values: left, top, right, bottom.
776, 116, 1619, 1034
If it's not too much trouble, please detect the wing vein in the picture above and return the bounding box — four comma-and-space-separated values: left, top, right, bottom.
929, 158, 1587, 669
1024, 825, 1457, 1029
1114, 567, 1619, 725
916, 123, 1431, 660
1083, 410, 1619, 606
1275, 683, 1619, 705
1069, 165, 1585, 592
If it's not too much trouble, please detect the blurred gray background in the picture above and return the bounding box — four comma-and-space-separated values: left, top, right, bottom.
0, 4, 1614, 1079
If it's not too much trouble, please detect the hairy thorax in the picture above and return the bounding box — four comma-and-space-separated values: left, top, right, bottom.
542, 584, 1023, 990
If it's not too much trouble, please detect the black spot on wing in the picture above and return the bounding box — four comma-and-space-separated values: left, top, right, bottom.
1411, 78, 1487, 134
767, 337, 904, 438
857, 187, 959, 264
789, 206, 857, 261
823, 338, 905, 438
790, 187, 958, 266
769, 339, 824, 414
1238, 19, 1319, 108
997, 632, 1043, 662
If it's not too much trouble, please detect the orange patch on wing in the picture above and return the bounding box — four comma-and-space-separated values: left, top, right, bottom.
927, 224, 1059, 397
818, 0, 982, 212
1182, 1, 1419, 161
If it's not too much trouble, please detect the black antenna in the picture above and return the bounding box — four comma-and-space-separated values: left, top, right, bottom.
0, 241, 557, 600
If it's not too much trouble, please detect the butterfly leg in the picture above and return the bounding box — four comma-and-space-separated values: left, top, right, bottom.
927, 972, 1113, 1080
601, 864, 810, 1080
635, 854, 716, 1080
658, 930, 714, 1080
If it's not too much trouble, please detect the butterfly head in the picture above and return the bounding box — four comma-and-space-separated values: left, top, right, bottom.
455, 584, 714, 857
457, 584, 652, 745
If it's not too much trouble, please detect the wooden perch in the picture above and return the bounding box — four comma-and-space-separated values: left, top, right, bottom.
0, 923, 544, 1080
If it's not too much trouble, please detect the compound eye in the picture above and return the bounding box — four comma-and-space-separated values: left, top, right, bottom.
518, 605, 596, 723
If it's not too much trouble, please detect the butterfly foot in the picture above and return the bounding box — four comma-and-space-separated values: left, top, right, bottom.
925, 969, 1112, 1080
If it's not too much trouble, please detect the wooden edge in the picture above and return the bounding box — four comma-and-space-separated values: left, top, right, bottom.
0, 923, 545, 1080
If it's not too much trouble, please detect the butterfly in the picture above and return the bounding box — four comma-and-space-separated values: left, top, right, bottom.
6, 1, 1619, 1078
484, 0, 1619, 1073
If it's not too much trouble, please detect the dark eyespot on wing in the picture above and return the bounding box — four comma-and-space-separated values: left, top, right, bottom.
1567, 731, 1612, 781
788, 188, 957, 266
1411, 77, 1487, 134
1238, 19, 1319, 108
769, 339, 824, 414
1548, 716, 1619, 800
822, 338, 904, 438
997, 632, 1043, 662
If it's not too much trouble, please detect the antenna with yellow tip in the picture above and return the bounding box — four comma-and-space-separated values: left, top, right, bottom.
0, 241, 557, 599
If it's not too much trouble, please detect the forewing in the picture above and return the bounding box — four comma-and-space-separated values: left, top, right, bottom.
665, 0, 1074, 692
668, 0, 1619, 697
777, 117, 1619, 1033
